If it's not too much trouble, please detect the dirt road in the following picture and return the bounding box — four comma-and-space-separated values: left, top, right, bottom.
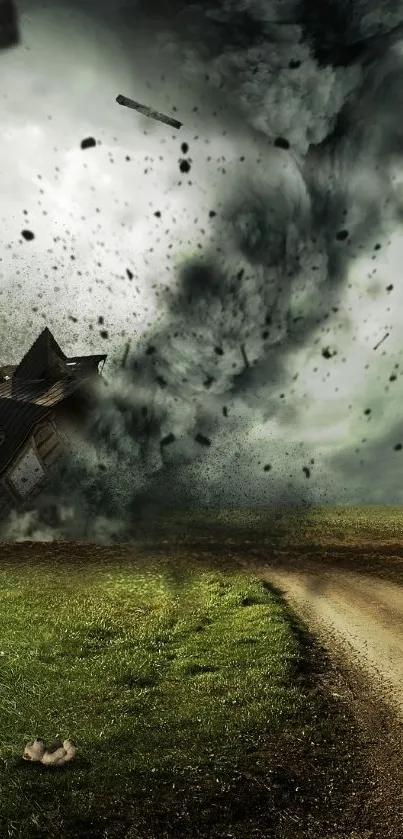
237, 547, 403, 834
261, 565, 403, 717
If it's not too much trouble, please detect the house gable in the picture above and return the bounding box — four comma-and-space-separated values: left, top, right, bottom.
11, 327, 67, 394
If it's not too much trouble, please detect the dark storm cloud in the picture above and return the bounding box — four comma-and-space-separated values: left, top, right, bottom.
3, 0, 403, 540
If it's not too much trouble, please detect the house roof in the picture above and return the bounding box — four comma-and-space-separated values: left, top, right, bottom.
0, 397, 51, 475
11, 328, 107, 385
0, 327, 107, 405
0, 327, 107, 478
12, 327, 78, 392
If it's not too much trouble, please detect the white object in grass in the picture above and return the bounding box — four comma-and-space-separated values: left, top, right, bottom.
22, 737, 77, 765
22, 738, 46, 762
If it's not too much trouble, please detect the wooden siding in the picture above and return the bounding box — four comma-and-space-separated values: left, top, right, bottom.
1, 417, 66, 509
33, 418, 65, 472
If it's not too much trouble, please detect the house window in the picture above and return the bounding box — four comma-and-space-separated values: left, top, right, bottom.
8, 443, 46, 497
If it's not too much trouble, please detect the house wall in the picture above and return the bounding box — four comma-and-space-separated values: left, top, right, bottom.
0, 416, 66, 516
0, 477, 14, 518
33, 417, 65, 472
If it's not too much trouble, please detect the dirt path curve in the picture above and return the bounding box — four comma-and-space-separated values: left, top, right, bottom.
260, 565, 403, 717
236, 551, 403, 834
234, 545, 403, 716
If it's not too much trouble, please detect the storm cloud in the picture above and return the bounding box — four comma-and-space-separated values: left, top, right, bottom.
1, 0, 403, 540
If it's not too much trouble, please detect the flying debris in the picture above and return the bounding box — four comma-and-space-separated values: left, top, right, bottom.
121, 341, 130, 369
80, 137, 96, 150
116, 94, 182, 130
195, 433, 211, 447
240, 344, 250, 369
160, 432, 175, 450
373, 332, 390, 351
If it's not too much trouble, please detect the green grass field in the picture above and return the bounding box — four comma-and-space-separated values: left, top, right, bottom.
0, 547, 305, 838
0, 518, 389, 838
132, 504, 403, 546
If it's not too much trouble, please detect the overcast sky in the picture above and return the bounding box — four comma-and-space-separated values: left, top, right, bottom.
1, 0, 403, 540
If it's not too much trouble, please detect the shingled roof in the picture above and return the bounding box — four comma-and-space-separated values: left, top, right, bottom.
0, 397, 51, 474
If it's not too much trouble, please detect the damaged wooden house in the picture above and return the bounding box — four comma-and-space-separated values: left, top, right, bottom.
0, 327, 106, 518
